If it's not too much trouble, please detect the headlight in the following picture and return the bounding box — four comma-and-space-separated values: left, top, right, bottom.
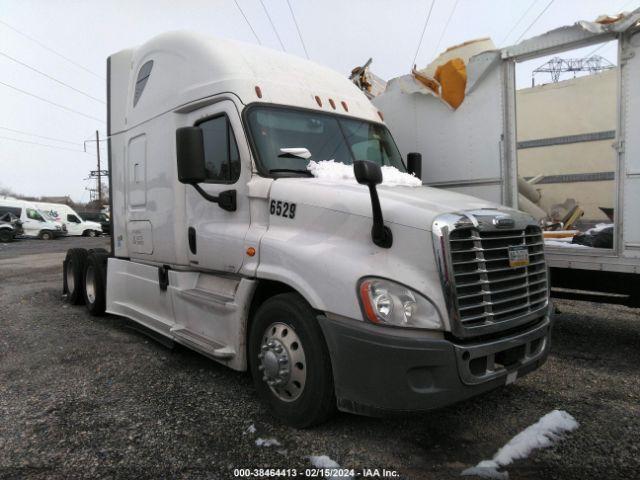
358, 278, 443, 329
55, 225, 62, 230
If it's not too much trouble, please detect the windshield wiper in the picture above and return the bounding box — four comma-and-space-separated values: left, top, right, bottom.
269, 169, 314, 176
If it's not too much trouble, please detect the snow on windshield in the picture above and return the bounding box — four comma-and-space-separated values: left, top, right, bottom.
306, 160, 422, 187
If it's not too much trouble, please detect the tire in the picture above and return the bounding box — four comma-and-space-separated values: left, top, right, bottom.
63, 248, 88, 305
83, 251, 108, 316
0, 229, 13, 243
248, 293, 336, 428
87, 230, 97, 237
40, 230, 53, 240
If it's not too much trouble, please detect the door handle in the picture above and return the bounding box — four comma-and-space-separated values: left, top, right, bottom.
188, 227, 197, 254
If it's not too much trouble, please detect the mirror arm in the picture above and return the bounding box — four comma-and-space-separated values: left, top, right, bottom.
191, 184, 237, 212
366, 184, 393, 248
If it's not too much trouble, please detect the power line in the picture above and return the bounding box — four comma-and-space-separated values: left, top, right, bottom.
433, 0, 459, 57
0, 50, 105, 104
0, 18, 104, 80
0, 125, 81, 146
286, 0, 310, 59
233, 0, 262, 45
411, 0, 436, 67
0, 134, 90, 154
500, 0, 539, 46
259, 0, 286, 51
0, 79, 104, 123
515, 0, 556, 44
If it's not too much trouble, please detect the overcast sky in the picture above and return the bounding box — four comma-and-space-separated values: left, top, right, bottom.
0, 0, 637, 202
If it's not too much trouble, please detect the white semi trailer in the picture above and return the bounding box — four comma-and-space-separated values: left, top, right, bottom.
374, 11, 640, 307
63, 32, 552, 426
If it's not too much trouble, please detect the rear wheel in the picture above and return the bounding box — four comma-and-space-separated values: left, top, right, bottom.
248, 293, 336, 428
63, 248, 88, 304
0, 229, 13, 243
83, 250, 108, 316
40, 230, 53, 240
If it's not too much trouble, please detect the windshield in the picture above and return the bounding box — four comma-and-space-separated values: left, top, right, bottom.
246, 106, 406, 174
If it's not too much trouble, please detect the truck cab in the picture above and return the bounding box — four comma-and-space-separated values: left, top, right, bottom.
63, 32, 552, 427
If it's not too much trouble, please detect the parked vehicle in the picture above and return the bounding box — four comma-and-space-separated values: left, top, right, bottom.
34, 202, 103, 237
0, 198, 64, 239
0, 211, 23, 239
373, 10, 640, 307
0, 222, 15, 243
63, 32, 552, 427
79, 211, 110, 235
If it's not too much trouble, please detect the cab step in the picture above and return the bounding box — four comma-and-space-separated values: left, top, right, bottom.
170, 325, 236, 359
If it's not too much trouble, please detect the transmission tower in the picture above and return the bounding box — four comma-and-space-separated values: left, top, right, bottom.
531, 55, 615, 85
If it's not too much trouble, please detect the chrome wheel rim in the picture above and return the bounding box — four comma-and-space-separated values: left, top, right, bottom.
259, 322, 307, 402
85, 264, 96, 304
66, 259, 75, 293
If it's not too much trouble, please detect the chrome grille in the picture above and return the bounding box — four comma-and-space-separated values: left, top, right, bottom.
448, 225, 548, 330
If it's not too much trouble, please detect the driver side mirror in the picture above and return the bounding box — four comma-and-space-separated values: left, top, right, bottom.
175, 126, 237, 212
176, 127, 206, 184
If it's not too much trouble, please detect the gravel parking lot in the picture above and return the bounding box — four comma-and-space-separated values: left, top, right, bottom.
0, 236, 638, 479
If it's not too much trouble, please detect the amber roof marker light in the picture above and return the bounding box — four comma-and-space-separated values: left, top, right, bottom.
255, 86, 262, 98
315, 95, 322, 107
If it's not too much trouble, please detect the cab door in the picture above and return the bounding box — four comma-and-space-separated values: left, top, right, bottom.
184, 100, 252, 273
66, 213, 83, 235
23, 208, 46, 236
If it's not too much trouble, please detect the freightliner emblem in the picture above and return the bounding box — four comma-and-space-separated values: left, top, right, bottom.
493, 215, 515, 228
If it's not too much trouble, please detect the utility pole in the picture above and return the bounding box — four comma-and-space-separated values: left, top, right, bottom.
95, 130, 102, 205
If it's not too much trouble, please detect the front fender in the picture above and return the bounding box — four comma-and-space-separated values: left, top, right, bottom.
256, 205, 450, 330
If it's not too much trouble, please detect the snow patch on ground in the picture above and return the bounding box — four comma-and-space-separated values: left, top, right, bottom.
306, 160, 422, 187
255, 438, 281, 447
307, 455, 351, 479
462, 410, 579, 479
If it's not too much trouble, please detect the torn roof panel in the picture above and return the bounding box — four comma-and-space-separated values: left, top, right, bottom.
501, 8, 640, 61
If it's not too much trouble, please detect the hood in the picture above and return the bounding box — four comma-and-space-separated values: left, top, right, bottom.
84, 220, 102, 229
270, 178, 511, 230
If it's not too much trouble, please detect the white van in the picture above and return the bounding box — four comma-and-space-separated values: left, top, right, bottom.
34, 202, 103, 237
0, 198, 64, 239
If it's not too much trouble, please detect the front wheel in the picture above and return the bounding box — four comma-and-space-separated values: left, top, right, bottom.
248, 293, 335, 428
40, 230, 53, 240
0, 230, 13, 243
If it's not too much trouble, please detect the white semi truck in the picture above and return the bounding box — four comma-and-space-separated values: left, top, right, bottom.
63, 32, 552, 427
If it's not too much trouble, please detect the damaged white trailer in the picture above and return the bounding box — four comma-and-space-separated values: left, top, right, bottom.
374, 10, 640, 306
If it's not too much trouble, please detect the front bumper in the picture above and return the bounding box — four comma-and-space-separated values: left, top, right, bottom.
318, 311, 551, 416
